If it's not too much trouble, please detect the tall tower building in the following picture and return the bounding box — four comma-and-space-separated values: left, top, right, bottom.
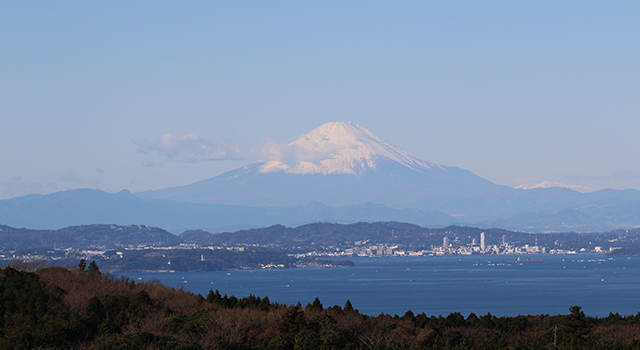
443, 237, 449, 249
480, 232, 486, 251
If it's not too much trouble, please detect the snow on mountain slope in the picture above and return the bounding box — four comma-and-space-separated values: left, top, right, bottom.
258, 122, 442, 175
516, 181, 595, 193
137, 121, 503, 208
132, 121, 640, 231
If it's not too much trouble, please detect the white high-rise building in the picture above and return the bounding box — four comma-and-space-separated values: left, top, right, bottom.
480, 232, 486, 251
443, 237, 449, 249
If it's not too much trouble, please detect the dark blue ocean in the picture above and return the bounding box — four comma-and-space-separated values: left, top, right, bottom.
122, 254, 640, 317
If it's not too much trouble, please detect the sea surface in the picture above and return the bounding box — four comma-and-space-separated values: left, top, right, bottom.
121, 253, 640, 317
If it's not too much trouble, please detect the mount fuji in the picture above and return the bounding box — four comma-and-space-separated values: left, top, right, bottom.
138, 122, 505, 211
4, 122, 640, 232
134, 122, 640, 231
257, 121, 440, 176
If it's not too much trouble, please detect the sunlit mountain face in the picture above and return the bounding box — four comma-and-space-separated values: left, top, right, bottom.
4, 122, 638, 233
138, 122, 502, 209
256, 121, 441, 175
133, 122, 640, 232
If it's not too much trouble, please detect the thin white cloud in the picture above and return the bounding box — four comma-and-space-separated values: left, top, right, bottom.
141, 161, 165, 168
136, 133, 350, 169
136, 134, 246, 163
259, 136, 293, 163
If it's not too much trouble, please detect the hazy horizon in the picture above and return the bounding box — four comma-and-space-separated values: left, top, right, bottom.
2, 2, 639, 200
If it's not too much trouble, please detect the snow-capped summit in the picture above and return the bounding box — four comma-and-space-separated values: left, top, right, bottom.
107, 122, 640, 232
258, 122, 439, 175
138, 121, 499, 208
516, 181, 595, 193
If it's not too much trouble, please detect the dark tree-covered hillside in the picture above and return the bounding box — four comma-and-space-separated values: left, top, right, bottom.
1, 263, 640, 349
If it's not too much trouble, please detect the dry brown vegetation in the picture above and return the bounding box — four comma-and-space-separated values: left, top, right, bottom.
2, 263, 640, 349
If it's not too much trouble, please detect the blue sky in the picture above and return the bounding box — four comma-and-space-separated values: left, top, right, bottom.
1, 1, 639, 199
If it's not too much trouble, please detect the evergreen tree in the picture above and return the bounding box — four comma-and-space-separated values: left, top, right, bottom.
311, 297, 323, 311
88, 260, 101, 276
344, 299, 354, 313
78, 259, 87, 271
206, 289, 222, 303
560, 305, 589, 347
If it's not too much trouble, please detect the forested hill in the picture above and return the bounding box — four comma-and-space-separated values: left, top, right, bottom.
2, 263, 640, 349
2, 222, 640, 256
0, 224, 180, 250
0, 222, 526, 251
179, 222, 638, 253
179, 222, 513, 249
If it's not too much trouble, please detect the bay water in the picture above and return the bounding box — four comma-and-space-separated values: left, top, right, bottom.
122, 253, 640, 317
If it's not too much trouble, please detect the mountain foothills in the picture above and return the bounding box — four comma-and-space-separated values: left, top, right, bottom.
3, 264, 640, 349
3, 122, 640, 232
0, 223, 354, 272
0, 188, 454, 233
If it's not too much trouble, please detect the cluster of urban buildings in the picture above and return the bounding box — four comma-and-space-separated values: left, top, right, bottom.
295, 232, 618, 258
2, 231, 622, 265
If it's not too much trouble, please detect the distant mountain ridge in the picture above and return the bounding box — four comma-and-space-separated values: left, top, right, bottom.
132, 122, 640, 231
0, 189, 454, 233
2, 122, 640, 232
516, 180, 595, 193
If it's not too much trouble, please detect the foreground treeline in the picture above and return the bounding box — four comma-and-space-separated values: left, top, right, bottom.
2, 265, 640, 349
